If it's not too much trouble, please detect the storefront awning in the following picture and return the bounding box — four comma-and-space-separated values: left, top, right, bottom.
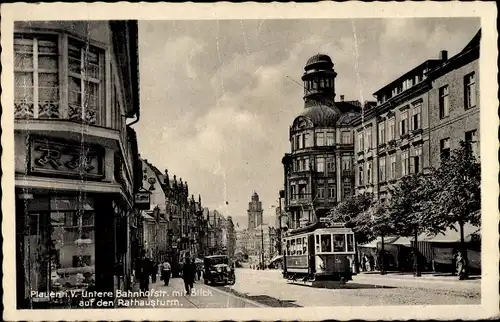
418, 223, 480, 243
359, 236, 411, 248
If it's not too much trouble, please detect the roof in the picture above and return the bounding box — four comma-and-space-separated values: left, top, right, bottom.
297, 104, 339, 127
337, 111, 360, 125
305, 53, 333, 70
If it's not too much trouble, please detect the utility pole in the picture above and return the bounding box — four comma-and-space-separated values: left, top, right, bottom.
260, 224, 265, 269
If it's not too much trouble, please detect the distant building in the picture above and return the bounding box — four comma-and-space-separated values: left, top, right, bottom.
247, 191, 263, 229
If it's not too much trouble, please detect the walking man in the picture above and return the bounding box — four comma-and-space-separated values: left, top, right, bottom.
182, 258, 196, 295
151, 261, 159, 283
136, 250, 151, 293
161, 260, 171, 286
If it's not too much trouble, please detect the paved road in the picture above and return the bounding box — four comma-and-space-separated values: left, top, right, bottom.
215, 268, 480, 307
126, 276, 263, 308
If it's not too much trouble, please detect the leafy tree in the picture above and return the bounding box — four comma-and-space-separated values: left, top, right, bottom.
386, 172, 440, 276
432, 140, 481, 278
367, 199, 395, 274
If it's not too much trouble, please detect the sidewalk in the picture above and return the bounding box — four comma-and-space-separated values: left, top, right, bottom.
356, 271, 481, 283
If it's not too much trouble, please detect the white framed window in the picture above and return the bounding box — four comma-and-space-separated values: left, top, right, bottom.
388, 118, 395, 141
358, 165, 364, 186
465, 73, 476, 109
465, 130, 479, 159
341, 156, 351, 171
401, 150, 409, 176
439, 85, 449, 118
316, 131, 325, 146
357, 132, 364, 152
379, 157, 386, 182
399, 111, 408, 136
342, 131, 351, 144
317, 187, 325, 199
326, 132, 335, 146
328, 185, 335, 199
14, 34, 59, 119
390, 154, 397, 180
365, 129, 372, 149
298, 133, 304, 149
304, 132, 311, 148
378, 121, 385, 144
316, 157, 325, 173
326, 157, 335, 174
412, 102, 422, 130
366, 161, 372, 185
411, 145, 423, 174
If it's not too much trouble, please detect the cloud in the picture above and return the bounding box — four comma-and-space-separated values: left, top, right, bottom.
136, 19, 480, 228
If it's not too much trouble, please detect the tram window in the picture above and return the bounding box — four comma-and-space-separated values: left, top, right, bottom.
291, 239, 296, 255
347, 234, 354, 252
333, 234, 346, 252
320, 234, 332, 252
286, 240, 290, 256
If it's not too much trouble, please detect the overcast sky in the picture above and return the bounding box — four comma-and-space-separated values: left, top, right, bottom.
135, 18, 480, 229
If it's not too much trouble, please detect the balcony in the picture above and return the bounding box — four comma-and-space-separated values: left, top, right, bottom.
288, 193, 313, 206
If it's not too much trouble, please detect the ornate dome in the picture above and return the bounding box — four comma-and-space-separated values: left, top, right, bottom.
305, 53, 333, 70
298, 104, 339, 127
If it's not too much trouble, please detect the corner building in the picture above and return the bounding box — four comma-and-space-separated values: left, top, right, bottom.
282, 54, 362, 229
13, 21, 141, 308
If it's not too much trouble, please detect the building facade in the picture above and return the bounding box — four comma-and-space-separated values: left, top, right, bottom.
247, 191, 263, 229
281, 54, 362, 230
226, 216, 237, 258
353, 30, 480, 201
14, 21, 141, 307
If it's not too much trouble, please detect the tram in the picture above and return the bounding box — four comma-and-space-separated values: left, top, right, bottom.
282, 220, 355, 284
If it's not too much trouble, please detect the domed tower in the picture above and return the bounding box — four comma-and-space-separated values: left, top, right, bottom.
302, 53, 337, 105
282, 54, 359, 230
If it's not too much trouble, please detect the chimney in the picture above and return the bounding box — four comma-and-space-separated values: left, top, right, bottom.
440, 50, 448, 61
340, 95, 345, 102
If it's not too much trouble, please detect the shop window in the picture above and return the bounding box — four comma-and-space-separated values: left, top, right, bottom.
333, 234, 346, 252
320, 234, 332, 252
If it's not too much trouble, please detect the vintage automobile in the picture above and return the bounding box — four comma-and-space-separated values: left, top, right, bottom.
203, 255, 236, 286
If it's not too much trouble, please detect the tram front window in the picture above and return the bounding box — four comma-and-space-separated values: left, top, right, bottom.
320, 234, 331, 252
333, 234, 346, 252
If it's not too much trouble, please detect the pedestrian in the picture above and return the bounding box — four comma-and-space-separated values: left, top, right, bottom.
161, 260, 171, 286
196, 262, 203, 281
151, 261, 159, 283
182, 258, 196, 295
362, 255, 367, 272
136, 250, 151, 293
368, 255, 375, 272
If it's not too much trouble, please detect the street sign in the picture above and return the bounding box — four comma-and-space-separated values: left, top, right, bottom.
134, 191, 151, 210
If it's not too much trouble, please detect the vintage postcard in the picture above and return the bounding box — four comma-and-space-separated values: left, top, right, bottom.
1, 1, 499, 321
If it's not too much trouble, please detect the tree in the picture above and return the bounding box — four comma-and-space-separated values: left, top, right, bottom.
386, 173, 440, 276
432, 140, 481, 278
367, 199, 394, 274
328, 193, 374, 273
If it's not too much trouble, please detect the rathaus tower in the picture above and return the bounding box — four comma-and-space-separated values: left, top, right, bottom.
247, 191, 263, 230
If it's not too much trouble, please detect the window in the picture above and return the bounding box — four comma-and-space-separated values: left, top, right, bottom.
326, 157, 335, 174
316, 157, 325, 173
464, 73, 476, 109
341, 131, 351, 144
399, 111, 408, 136
320, 234, 332, 252
333, 234, 346, 252
14, 35, 59, 119
465, 130, 478, 159
366, 161, 372, 185
291, 185, 296, 200
326, 132, 335, 146
298, 184, 307, 199
316, 132, 325, 146
440, 138, 450, 160
365, 130, 372, 149
304, 132, 311, 148
317, 187, 325, 199
358, 132, 364, 151
439, 85, 449, 118
298, 134, 303, 149
378, 121, 386, 144
401, 150, 409, 176
328, 185, 335, 199
358, 165, 364, 186
295, 135, 300, 150
411, 145, 422, 174
342, 156, 351, 171
379, 156, 386, 182
390, 154, 397, 180
346, 234, 354, 252
412, 102, 422, 130
388, 118, 395, 141
304, 157, 310, 170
